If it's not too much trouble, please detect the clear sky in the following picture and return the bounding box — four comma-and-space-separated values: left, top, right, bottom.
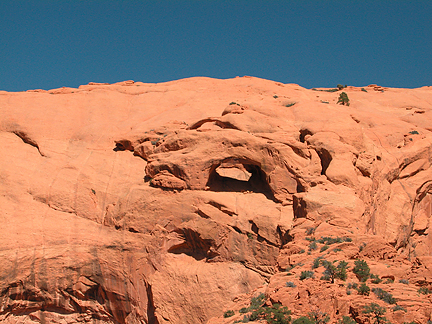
1, 0, 431, 91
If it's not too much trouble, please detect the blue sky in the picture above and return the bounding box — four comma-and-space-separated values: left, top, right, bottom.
1, 1, 431, 91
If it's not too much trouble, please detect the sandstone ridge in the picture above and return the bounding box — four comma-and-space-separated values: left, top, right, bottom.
1, 77, 432, 323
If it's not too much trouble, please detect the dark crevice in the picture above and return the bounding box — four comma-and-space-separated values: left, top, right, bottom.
293, 195, 307, 219
13, 131, 44, 156
249, 221, 279, 248
114, 140, 134, 151
277, 226, 293, 247
195, 209, 210, 219
315, 148, 332, 175
207, 201, 236, 216
299, 129, 313, 143
231, 226, 243, 234
145, 282, 159, 324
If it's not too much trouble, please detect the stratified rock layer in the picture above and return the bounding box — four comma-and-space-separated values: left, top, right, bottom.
1, 78, 432, 323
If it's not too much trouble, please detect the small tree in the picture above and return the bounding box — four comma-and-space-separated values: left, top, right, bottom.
337, 92, 350, 106
320, 260, 348, 283
357, 283, 370, 296
363, 303, 390, 324
353, 259, 370, 281
293, 317, 314, 324
308, 310, 330, 324
337, 316, 356, 324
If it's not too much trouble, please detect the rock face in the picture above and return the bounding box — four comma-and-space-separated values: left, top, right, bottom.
0, 78, 432, 323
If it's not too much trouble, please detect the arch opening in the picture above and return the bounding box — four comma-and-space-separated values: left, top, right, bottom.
206, 159, 276, 201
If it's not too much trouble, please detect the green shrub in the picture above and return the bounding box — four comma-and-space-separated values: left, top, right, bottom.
418, 287, 431, 294
312, 256, 323, 269
347, 282, 358, 289
337, 92, 350, 106
363, 303, 388, 324
300, 271, 314, 280
224, 310, 235, 318
353, 259, 370, 281
309, 241, 318, 251
370, 274, 382, 284
320, 245, 329, 252
357, 283, 370, 295
392, 305, 407, 312
305, 227, 316, 235
372, 287, 397, 304
250, 303, 291, 324
286, 281, 296, 288
307, 310, 330, 324
399, 279, 409, 285
273, 95, 279, 98
229, 102, 240, 105
316, 236, 351, 245
337, 316, 356, 324
285, 102, 296, 107
361, 88, 368, 92
337, 84, 345, 90
293, 317, 315, 324
384, 278, 394, 284
320, 260, 348, 283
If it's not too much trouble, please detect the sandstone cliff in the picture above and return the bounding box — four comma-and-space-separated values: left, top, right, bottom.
0, 77, 431, 323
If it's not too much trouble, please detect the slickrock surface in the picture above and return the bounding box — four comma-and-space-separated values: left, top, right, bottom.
1, 77, 432, 323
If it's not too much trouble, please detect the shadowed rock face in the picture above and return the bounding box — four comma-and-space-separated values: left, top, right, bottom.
1, 78, 432, 323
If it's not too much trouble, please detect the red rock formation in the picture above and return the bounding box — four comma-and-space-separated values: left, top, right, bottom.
1, 77, 432, 323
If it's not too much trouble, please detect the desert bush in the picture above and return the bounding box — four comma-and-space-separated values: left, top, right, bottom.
300, 271, 314, 280
229, 102, 240, 105
361, 88, 367, 92
372, 287, 397, 304
347, 282, 358, 289
312, 256, 323, 269
392, 305, 407, 312
337, 92, 350, 106
320, 245, 329, 252
309, 241, 318, 251
370, 274, 382, 284
418, 287, 432, 294
293, 317, 315, 324
285, 102, 296, 107
224, 310, 235, 317
399, 279, 409, 285
357, 283, 370, 295
337, 316, 356, 324
320, 260, 348, 283
384, 278, 394, 284
353, 259, 370, 281
286, 281, 296, 288
337, 84, 345, 90
363, 303, 388, 324
307, 310, 330, 324
305, 227, 316, 235
249, 303, 291, 324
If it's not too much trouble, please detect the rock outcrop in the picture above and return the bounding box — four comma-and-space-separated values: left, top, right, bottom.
1, 78, 432, 323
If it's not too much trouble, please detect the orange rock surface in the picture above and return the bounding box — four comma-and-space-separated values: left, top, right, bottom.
1, 77, 432, 323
